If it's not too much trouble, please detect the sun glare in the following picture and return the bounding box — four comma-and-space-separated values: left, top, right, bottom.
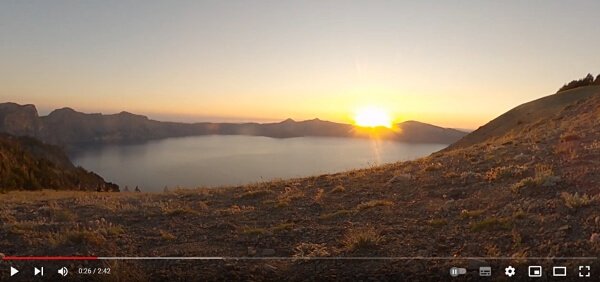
353, 106, 393, 128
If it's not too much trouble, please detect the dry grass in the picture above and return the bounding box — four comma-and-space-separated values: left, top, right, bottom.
239, 189, 272, 199
271, 223, 294, 233
356, 200, 393, 211
511, 177, 536, 193
470, 217, 512, 232
222, 205, 255, 215
342, 227, 382, 251
330, 185, 346, 193
561, 192, 596, 210
319, 209, 354, 220
159, 230, 176, 241
241, 227, 270, 236
314, 188, 324, 204
277, 187, 304, 205
293, 243, 330, 258
511, 164, 560, 192
484, 165, 526, 182
51, 209, 77, 222
485, 244, 501, 257
163, 207, 201, 217
459, 209, 484, 219
427, 219, 448, 227
50, 230, 107, 247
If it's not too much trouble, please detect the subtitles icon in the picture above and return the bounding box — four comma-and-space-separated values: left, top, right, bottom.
479, 266, 492, 277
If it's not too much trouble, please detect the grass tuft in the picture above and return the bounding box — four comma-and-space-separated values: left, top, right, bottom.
342, 227, 382, 251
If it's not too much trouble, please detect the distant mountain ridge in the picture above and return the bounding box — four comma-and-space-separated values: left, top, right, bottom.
0, 103, 467, 147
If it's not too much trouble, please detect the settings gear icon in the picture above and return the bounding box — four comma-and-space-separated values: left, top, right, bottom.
505, 266, 516, 277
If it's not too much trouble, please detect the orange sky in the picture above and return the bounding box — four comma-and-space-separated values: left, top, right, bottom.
1, 1, 599, 129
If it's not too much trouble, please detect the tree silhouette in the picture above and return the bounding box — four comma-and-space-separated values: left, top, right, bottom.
557, 73, 597, 93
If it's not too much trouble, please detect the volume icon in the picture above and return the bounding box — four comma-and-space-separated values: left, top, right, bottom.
57, 267, 68, 277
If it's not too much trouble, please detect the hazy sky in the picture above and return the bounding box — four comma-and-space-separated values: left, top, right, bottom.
1, 1, 599, 128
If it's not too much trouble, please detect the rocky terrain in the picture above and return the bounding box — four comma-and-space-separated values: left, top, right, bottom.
1, 86, 599, 280
0, 103, 466, 148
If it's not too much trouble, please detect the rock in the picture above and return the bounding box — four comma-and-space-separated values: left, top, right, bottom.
590, 233, 600, 243
513, 153, 527, 161
261, 248, 276, 256
542, 176, 561, 187
247, 247, 257, 256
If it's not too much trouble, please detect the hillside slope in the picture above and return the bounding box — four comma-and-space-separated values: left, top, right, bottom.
0, 134, 118, 192
0, 89, 598, 280
448, 85, 600, 150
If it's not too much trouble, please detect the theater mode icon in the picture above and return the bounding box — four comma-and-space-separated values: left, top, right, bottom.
552, 266, 567, 277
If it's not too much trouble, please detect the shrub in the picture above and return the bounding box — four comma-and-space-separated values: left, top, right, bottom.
557, 73, 595, 93
484, 165, 525, 182
511, 165, 560, 192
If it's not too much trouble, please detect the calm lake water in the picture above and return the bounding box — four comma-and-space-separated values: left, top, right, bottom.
71, 135, 447, 192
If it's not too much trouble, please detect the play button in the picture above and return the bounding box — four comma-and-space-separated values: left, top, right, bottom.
10, 266, 19, 277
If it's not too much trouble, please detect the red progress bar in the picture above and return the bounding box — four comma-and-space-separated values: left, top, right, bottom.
2, 256, 98, 261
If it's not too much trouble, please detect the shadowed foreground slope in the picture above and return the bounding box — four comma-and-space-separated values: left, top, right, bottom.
1, 87, 599, 280
0, 134, 118, 192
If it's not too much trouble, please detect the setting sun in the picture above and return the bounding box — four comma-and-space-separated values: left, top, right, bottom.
353, 106, 394, 128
